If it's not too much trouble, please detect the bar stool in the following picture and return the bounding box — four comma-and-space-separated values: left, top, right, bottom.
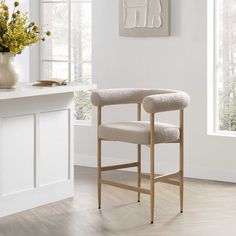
91, 88, 190, 223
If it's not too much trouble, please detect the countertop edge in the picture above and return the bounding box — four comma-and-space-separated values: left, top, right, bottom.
0, 83, 97, 100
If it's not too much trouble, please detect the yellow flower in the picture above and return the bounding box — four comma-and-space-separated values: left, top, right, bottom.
3, 5, 8, 10
12, 13, 17, 18
14, 1, 19, 7
1, 23, 7, 30
32, 25, 39, 32
3, 11, 9, 17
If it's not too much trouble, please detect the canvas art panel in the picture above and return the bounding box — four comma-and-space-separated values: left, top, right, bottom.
119, 0, 169, 37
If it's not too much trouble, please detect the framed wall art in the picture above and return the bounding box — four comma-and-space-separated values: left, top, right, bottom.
119, 0, 170, 37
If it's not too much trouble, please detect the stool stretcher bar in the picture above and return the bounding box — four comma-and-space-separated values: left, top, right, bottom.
100, 179, 151, 195
158, 179, 180, 186
154, 171, 181, 182
141, 171, 181, 186
101, 162, 139, 172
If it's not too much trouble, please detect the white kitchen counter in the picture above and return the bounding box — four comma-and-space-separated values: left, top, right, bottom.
0, 82, 95, 100
0, 83, 95, 217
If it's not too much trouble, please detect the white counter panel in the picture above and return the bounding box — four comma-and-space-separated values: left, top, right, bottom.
39, 110, 70, 186
0, 115, 35, 196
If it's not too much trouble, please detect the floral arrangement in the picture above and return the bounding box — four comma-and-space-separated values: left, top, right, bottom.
0, 0, 50, 54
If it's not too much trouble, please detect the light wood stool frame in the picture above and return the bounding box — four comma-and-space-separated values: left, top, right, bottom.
97, 105, 184, 224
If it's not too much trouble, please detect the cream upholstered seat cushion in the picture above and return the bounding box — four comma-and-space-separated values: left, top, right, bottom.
99, 121, 180, 145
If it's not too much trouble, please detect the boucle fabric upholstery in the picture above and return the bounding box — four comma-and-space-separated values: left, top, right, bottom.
143, 92, 190, 113
99, 121, 180, 145
91, 88, 174, 106
91, 88, 190, 113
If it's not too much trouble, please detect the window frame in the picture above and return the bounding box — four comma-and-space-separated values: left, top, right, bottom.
207, 0, 236, 136
208, 0, 217, 135
40, 0, 93, 124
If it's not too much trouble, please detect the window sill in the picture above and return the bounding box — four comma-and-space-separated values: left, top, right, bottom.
208, 131, 236, 138
74, 120, 92, 126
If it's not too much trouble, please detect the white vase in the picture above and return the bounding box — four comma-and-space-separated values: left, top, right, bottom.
0, 53, 19, 89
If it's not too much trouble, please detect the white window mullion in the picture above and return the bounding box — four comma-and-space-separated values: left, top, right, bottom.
39, 0, 43, 81
68, 0, 72, 82
213, 0, 218, 133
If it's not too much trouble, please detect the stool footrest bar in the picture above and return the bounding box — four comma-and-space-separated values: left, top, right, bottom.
101, 162, 139, 172
155, 171, 181, 183
99, 179, 150, 195
158, 179, 180, 186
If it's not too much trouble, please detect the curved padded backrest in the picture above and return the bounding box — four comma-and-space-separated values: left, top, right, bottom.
91, 88, 174, 106
91, 88, 190, 113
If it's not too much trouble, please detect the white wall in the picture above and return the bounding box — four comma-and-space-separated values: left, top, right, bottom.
11, 0, 40, 83
75, 0, 236, 182
13, 0, 30, 82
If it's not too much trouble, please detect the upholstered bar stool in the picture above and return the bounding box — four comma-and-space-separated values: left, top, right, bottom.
91, 89, 190, 223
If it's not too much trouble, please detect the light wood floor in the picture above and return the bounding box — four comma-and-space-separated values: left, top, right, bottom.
0, 166, 236, 236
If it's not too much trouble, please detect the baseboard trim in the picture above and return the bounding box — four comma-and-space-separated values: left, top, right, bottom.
75, 154, 236, 183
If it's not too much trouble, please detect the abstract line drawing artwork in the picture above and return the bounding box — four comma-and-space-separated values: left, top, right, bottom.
119, 0, 169, 37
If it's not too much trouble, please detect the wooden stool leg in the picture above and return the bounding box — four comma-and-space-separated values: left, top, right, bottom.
150, 113, 155, 224
137, 144, 141, 202
180, 144, 184, 213
180, 168, 184, 213
98, 139, 102, 209
97, 107, 102, 209
137, 104, 142, 202
180, 110, 184, 213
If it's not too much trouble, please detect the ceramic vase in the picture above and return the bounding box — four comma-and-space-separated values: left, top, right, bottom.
0, 53, 19, 89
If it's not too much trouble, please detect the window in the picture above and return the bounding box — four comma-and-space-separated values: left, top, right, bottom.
209, 0, 236, 134
40, 0, 92, 121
